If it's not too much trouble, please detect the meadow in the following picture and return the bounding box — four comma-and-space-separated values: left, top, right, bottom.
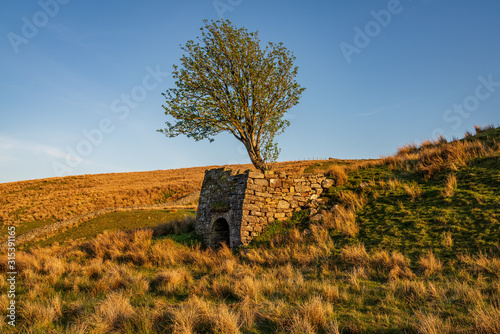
0, 125, 499, 333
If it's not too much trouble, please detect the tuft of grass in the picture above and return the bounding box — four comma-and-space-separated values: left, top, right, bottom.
90, 292, 135, 333
211, 304, 241, 334
299, 295, 334, 331
459, 253, 500, 277
415, 312, 454, 334
474, 124, 496, 134
441, 231, 453, 248
325, 164, 348, 186
151, 268, 192, 296
419, 251, 443, 276
322, 191, 365, 237
403, 182, 422, 201
340, 243, 369, 268
470, 303, 500, 334
442, 173, 457, 198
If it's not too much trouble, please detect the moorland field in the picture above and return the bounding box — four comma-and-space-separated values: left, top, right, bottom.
1, 125, 499, 333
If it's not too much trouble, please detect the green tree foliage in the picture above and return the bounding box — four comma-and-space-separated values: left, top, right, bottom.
158, 19, 305, 172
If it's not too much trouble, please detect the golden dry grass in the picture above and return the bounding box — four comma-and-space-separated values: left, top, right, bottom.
324, 164, 348, 186
1, 224, 499, 333
442, 173, 457, 198
403, 182, 422, 201
0, 160, 325, 229
91, 292, 135, 332
383, 137, 495, 178
321, 191, 365, 237
419, 251, 443, 276
415, 312, 454, 334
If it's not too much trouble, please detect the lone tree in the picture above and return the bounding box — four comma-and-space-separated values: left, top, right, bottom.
158, 19, 305, 172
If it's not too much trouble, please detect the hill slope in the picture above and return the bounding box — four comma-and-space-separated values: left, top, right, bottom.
0, 160, 327, 240
1, 125, 499, 333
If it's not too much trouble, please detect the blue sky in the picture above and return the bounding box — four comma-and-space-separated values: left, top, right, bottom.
1, 0, 499, 183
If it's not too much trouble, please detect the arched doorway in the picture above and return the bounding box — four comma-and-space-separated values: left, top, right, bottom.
211, 218, 230, 248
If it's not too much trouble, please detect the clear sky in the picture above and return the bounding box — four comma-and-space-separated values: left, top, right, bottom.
1, 0, 499, 183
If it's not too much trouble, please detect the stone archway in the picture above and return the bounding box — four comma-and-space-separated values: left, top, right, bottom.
211, 218, 230, 248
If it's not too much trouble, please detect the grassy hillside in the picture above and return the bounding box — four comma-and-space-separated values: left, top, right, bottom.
0, 160, 323, 240
1, 125, 499, 333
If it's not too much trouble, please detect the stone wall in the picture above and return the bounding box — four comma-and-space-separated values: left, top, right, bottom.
195, 168, 334, 248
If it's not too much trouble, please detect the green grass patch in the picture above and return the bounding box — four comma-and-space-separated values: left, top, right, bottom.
25, 209, 195, 250
354, 157, 500, 261
153, 190, 175, 203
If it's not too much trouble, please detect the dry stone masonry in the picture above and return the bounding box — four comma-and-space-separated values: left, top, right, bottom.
195, 168, 334, 248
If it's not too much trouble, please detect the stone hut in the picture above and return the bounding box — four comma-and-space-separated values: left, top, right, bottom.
195, 168, 333, 248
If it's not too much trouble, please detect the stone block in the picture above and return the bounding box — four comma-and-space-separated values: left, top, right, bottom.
246, 183, 259, 191
243, 215, 260, 224
269, 178, 282, 188
277, 200, 290, 209
321, 179, 334, 189
254, 179, 269, 187
310, 214, 323, 222
295, 185, 312, 193
243, 203, 261, 211
249, 171, 264, 179
262, 207, 276, 213
251, 211, 264, 217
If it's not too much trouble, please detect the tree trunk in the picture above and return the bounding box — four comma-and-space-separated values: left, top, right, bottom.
248, 152, 267, 173
244, 142, 267, 173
